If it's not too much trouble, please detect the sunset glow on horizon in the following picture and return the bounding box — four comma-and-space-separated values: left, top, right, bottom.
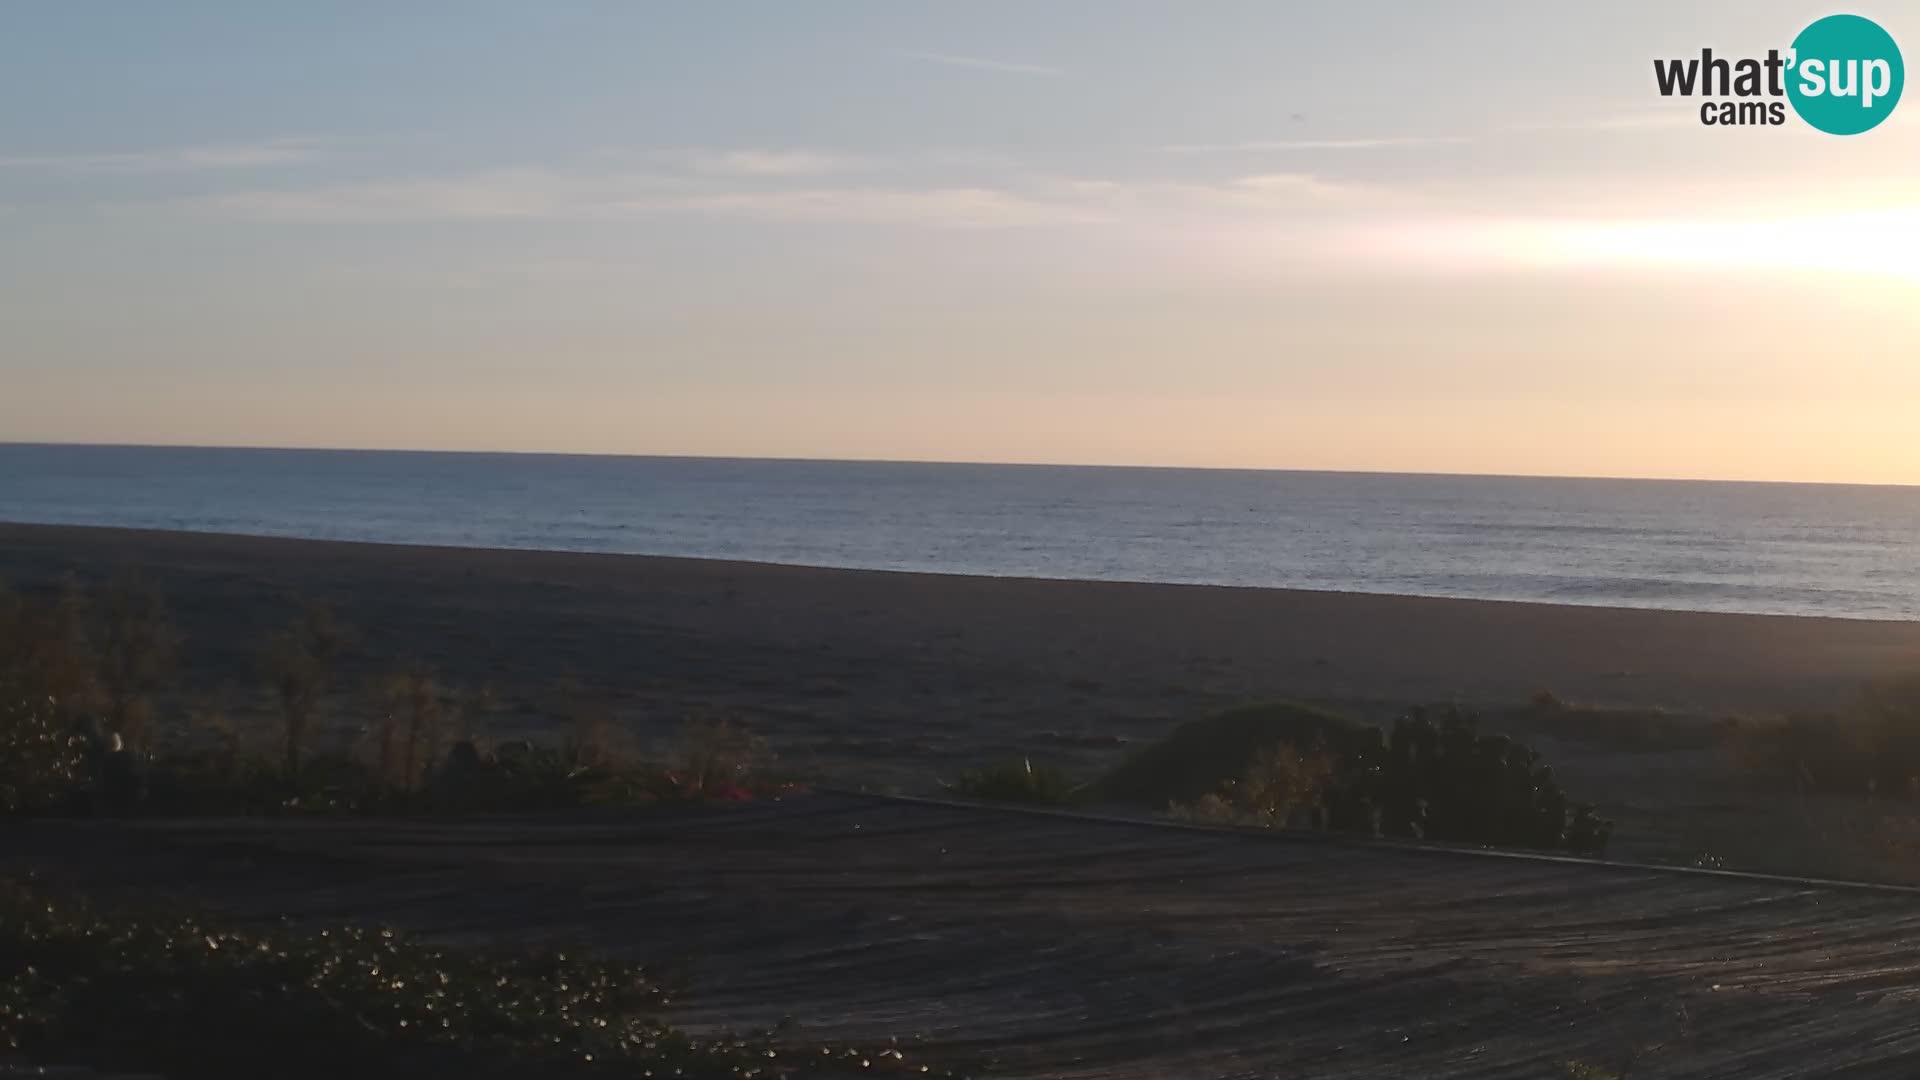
1365, 207, 1920, 282
3, 2, 1917, 485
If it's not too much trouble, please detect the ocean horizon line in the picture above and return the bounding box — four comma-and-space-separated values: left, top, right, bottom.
2, 439, 1914, 492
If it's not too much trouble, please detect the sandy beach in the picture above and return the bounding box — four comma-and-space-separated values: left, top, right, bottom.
9, 527, 1920, 1070
4, 522, 1918, 781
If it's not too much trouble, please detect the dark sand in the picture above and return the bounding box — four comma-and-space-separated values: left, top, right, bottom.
5, 522, 1920, 784
10, 794, 1920, 1078
11, 526, 1920, 1074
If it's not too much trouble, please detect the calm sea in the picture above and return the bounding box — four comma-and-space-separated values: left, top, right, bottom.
1, 443, 1917, 621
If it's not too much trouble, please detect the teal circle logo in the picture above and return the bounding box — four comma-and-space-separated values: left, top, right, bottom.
1787, 14, 1904, 134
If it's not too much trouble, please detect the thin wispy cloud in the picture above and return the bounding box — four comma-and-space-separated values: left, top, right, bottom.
1163, 135, 1471, 153
1173, 115, 1708, 156
0, 137, 333, 173
669, 148, 866, 177
899, 50, 1061, 76
161, 161, 1390, 230
643, 185, 1104, 227
184, 170, 578, 223
1058, 172, 1409, 224
172, 169, 1107, 228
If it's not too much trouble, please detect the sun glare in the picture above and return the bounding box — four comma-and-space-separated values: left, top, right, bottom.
1377, 207, 1920, 282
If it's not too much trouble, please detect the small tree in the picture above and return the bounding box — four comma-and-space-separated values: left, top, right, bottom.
263, 602, 347, 779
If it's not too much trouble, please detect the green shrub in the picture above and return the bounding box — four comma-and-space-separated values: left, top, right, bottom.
948, 758, 1079, 805
0, 879, 962, 1079
1366, 707, 1607, 854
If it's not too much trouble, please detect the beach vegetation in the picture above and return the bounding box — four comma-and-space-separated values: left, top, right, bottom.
1105, 702, 1613, 855
946, 758, 1080, 805
1, 583, 804, 816
1169, 742, 1338, 828
1095, 702, 1371, 807
0, 878, 965, 1079
675, 715, 771, 797
1727, 675, 1920, 796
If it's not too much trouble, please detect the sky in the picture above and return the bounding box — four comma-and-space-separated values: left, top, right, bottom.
3, 1, 1918, 484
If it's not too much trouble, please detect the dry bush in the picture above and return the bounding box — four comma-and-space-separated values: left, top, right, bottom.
1168, 792, 1240, 825
1232, 743, 1338, 826
1170, 743, 1337, 828
674, 717, 768, 794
